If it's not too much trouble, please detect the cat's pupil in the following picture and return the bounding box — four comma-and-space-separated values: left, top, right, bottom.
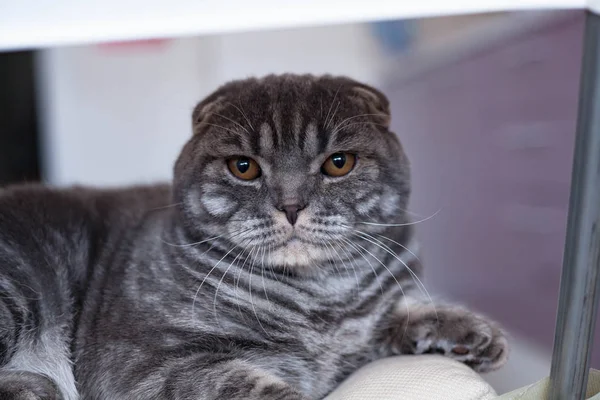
237, 159, 250, 173
331, 153, 346, 169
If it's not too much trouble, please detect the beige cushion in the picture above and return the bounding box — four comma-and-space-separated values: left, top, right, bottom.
325, 355, 497, 400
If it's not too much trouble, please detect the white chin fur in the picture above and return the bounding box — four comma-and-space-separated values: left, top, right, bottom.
266, 240, 328, 271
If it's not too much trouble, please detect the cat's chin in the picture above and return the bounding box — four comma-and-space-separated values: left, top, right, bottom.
264, 239, 328, 274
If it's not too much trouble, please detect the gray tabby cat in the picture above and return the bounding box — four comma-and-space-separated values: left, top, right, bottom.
0, 74, 508, 400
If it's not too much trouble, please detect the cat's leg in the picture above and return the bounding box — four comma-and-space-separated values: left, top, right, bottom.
0, 274, 77, 400
0, 371, 62, 400
378, 297, 509, 372
154, 357, 309, 400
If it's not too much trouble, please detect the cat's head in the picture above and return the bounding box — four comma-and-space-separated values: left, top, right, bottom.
174, 74, 410, 274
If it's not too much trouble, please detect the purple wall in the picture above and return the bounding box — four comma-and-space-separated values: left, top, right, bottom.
383, 11, 600, 365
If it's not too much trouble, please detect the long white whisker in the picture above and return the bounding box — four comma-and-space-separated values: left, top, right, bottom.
327, 101, 341, 132
330, 120, 388, 133
323, 242, 342, 277
210, 112, 250, 134
249, 247, 270, 337
161, 234, 223, 248
197, 121, 241, 136
235, 245, 256, 320
327, 241, 348, 273
260, 246, 271, 309
332, 240, 361, 294
324, 85, 342, 130
345, 237, 412, 341
266, 243, 281, 282
347, 238, 408, 299
374, 233, 423, 264
340, 237, 383, 296
348, 230, 438, 323
192, 243, 240, 318
163, 227, 250, 249
227, 101, 255, 131
147, 202, 183, 212
212, 240, 249, 331
331, 113, 386, 135
344, 227, 428, 298
356, 208, 442, 227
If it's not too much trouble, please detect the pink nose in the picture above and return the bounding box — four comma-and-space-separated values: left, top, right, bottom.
280, 204, 302, 225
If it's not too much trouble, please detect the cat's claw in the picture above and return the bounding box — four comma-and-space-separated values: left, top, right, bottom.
400, 307, 509, 373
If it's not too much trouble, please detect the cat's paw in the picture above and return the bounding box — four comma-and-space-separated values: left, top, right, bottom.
400, 306, 509, 372
0, 371, 61, 400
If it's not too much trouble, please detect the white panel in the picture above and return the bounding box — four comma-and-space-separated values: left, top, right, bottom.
36, 38, 219, 186
0, 0, 587, 51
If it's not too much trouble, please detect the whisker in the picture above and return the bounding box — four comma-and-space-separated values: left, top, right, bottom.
345, 227, 426, 295
161, 234, 223, 248
227, 100, 255, 131
330, 120, 389, 134
348, 229, 438, 323
374, 233, 423, 265
197, 121, 241, 136
162, 227, 250, 249
260, 245, 271, 309
147, 202, 182, 212
346, 237, 408, 298
343, 237, 412, 342
191, 243, 241, 318
235, 245, 256, 321
356, 208, 442, 227
212, 238, 250, 331
322, 242, 342, 277
332, 240, 361, 294
328, 241, 347, 280
210, 111, 250, 135
339, 237, 384, 296
324, 85, 342, 130
331, 113, 387, 135
248, 247, 271, 337
267, 243, 281, 283
327, 241, 349, 275
327, 101, 341, 132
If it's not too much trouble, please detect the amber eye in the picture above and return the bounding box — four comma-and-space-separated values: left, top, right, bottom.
227, 157, 261, 180
321, 153, 356, 177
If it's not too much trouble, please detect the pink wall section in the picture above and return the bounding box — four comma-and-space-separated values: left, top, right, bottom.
383, 11, 600, 365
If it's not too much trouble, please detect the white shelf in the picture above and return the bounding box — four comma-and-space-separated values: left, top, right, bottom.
0, 0, 589, 51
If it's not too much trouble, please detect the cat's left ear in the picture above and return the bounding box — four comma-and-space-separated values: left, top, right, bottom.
350, 84, 391, 129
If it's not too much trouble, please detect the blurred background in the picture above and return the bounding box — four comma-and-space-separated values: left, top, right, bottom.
0, 8, 591, 394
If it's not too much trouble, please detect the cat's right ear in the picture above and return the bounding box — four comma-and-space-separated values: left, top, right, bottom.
191, 95, 225, 135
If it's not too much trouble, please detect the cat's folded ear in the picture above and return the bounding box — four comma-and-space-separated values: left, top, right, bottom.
349, 83, 391, 129
191, 95, 226, 135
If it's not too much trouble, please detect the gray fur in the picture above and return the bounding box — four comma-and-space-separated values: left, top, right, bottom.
0, 74, 508, 399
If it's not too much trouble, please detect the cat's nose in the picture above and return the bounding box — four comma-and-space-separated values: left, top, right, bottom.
278, 204, 304, 226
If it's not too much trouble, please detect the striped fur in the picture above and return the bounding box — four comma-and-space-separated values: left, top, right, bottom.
0, 74, 507, 400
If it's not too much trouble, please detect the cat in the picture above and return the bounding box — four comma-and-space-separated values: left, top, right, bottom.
0, 74, 508, 400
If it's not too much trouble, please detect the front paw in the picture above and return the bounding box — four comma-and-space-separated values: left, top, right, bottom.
398, 306, 509, 372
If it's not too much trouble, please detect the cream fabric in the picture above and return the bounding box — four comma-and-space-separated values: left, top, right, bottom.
325, 355, 497, 400
497, 369, 600, 399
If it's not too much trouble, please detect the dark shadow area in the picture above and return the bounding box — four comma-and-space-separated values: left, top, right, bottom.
0, 51, 40, 186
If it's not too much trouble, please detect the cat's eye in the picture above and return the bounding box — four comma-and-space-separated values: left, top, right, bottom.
321, 153, 356, 177
227, 157, 261, 180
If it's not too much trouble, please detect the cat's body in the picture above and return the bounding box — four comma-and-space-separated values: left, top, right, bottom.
0, 74, 508, 400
